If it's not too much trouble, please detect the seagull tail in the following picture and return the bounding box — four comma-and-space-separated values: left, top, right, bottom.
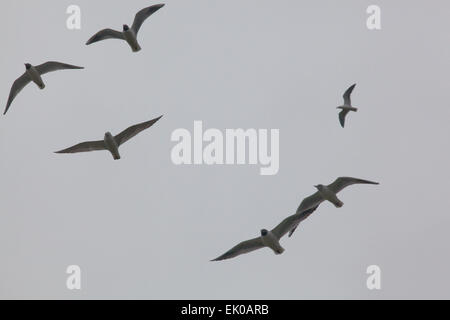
131, 43, 142, 52
334, 200, 344, 208
111, 151, 121, 160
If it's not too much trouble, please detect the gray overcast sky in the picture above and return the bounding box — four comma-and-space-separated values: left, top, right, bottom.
1, 0, 450, 299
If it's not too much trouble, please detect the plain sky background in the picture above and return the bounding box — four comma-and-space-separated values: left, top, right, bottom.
1, 0, 450, 299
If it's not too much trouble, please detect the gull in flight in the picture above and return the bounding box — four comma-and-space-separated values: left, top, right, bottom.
211, 206, 318, 261
4, 62, 84, 115
86, 4, 165, 52
55, 115, 163, 160
288, 176, 379, 237
337, 83, 357, 128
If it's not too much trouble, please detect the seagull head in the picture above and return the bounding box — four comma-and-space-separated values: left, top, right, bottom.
123, 24, 129, 31
24, 63, 32, 70
314, 184, 324, 190
260, 229, 268, 237
105, 131, 113, 139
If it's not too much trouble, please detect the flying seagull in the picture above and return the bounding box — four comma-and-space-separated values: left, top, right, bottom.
337, 83, 357, 128
55, 115, 163, 160
86, 4, 165, 52
4, 62, 84, 115
211, 206, 318, 261
288, 176, 379, 237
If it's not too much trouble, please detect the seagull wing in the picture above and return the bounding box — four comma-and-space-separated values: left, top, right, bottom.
211, 237, 264, 261
131, 3, 165, 34
55, 140, 106, 154
35, 61, 84, 75
272, 206, 318, 240
114, 115, 163, 146
343, 83, 356, 105
328, 177, 379, 194
4, 72, 31, 115
287, 192, 324, 237
338, 109, 349, 128
296, 191, 323, 214
86, 29, 125, 45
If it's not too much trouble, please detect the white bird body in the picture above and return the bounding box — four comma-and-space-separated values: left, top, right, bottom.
26, 65, 45, 89
123, 28, 141, 52
104, 132, 120, 160
261, 230, 285, 255
315, 184, 344, 208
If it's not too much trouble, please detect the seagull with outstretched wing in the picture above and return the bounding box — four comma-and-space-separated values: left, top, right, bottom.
86, 4, 165, 52
55, 115, 163, 160
211, 206, 318, 261
4, 61, 84, 115
288, 177, 379, 237
337, 83, 358, 128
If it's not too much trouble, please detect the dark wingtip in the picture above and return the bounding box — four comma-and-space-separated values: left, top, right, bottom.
152, 114, 164, 123
362, 179, 379, 185
146, 3, 165, 12
211, 254, 225, 262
